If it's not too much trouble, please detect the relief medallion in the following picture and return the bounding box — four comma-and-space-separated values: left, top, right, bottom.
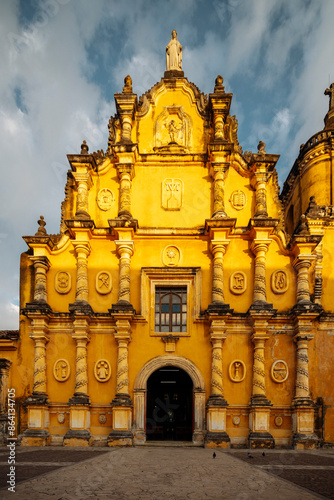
94, 360, 111, 382
55, 271, 71, 294
96, 271, 112, 294
271, 360, 288, 383
228, 360, 246, 382
229, 271, 247, 294
53, 359, 70, 382
97, 188, 114, 211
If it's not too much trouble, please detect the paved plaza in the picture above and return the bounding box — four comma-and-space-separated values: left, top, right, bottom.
0, 445, 334, 499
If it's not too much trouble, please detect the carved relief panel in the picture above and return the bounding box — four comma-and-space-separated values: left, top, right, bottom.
229, 190, 247, 210
229, 360, 246, 382
229, 272, 247, 294
162, 178, 183, 210
96, 271, 112, 294
53, 359, 70, 382
97, 188, 115, 211
271, 270, 288, 294
162, 245, 181, 266
154, 106, 192, 150
55, 271, 71, 294
271, 360, 288, 383
94, 360, 111, 382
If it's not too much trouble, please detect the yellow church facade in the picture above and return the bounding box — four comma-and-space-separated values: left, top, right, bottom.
1, 34, 334, 449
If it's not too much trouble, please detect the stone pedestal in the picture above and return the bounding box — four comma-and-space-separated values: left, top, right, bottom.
108, 395, 133, 447
63, 405, 92, 446
248, 405, 274, 449
291, 406, 319, 449
21, 396, 50, 446
205, 399, 229, 448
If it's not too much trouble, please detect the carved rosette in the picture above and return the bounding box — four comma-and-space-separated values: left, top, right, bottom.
31, 334, 49, 394
30, 256, 50, 303
211, 242, 229, 303
251, 241, 271, 303
72, 241, 91, 303
294, 336, 310, 400
212, 166, 228, 218
293, 258, 312, 303
114, 320, 131, 396
115, 241, 134, 304
73, 171, 92, 219
252, 337, 267, 398
117, 165, 133, 219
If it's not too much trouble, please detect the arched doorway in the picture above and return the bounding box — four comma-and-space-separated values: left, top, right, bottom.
146, 367, 193, 441
133, 355, 206, 445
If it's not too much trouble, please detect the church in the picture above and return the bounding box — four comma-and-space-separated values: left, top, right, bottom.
1, 31, 334, 449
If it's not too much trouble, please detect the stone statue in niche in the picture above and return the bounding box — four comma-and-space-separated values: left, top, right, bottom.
166, 30, 182, 71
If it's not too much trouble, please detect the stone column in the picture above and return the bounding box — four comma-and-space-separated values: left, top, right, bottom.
117, 165, 133, 220
73, 171, 92, 220
208, 241, 230, 311
108, 319, 133, 447
213, 113, 225, 141
251, 240, 271, 306
114, 240, 134, 308
70, 241, 92, 313
212, 165, 228, 218
205, 320, 229, 448
253, 172, 268, 218
251, 335, 268, 402
294, 335, 311, 402
31, 333, 49, 396
64, 318, 91, 447
293, 258, 312, 304
0, 359, 12, 445
30, 256, 50, 303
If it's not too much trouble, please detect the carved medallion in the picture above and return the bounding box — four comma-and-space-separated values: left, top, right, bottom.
162, 245, 181, 266
96, 271, 112, 294
53, 359, 70, 382
229, 360, 246, 382
94, 360, 111, 382
271, 270, 288, 294
232, 416, 240, 426
55, 271, 71, 294
57, 413, 65, 424
97, 188, 114, 211
230, 272, 247, 294
99, 414, 107, 424
162, 178, 183, 210
229, 190, 246, 210
274, 416, 283, 427
271, 360, 288, 383
154, 106, 192, 151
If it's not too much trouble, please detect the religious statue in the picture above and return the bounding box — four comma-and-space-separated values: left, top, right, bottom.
166, 30, 182, 71
325, 83, 334, 111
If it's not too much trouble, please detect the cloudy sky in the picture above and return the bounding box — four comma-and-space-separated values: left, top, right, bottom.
1, 0, 334, 329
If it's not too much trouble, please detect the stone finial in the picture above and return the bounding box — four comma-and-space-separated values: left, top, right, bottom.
214, 75, 225, 93
294, 214, 309, 236
122, 75, 133, 93
81, 140, 89, 154
257, 141, 266, 154
35, 215, 47, 236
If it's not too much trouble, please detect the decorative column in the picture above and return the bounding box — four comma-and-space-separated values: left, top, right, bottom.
30, 256, 50, 304
70, 141, 93, 220
247, 317, 274, 449
69, 240, 93, 314
64, 318, 91, 447
117, 165, 134, 219
211, 241, 227, 304
253, 172, 268, 218
0, 359, 12, 445
108, 319, 133, 447
110, 236, 135, 313
21, 317, 51, 446
212, 166, 228, 218
291, 318, 319, 449
250, 240, 271, 306
293, 258, 312, 304
205, 320, 230, 448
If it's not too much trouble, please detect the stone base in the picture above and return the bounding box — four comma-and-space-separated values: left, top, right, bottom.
205, 431, 230, 448
164, 70, 184, 78
68, 394, 90, 405
248, 301, 275, 313
291, 432, 320, 450
205, 301, 233, 315
109, 301, 135, 314
23, 301, 52, 314
69, 300, 93, 315
107, 430, 133, 447
63, 429, 92, 447
21, 429, 51, 447
247, 432, 275, 449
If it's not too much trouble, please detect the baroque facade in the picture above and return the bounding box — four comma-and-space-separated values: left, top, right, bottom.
1, 33, 334, 449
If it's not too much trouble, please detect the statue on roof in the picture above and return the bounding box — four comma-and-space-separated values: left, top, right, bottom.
325, 83, 334, 111
166, 30, 183, 71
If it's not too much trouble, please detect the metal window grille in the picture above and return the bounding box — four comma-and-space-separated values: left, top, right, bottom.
155, 286, 187, 332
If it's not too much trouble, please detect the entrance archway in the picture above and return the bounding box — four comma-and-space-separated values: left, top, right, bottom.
133, 355, 206, 445
146, 367, 193, 441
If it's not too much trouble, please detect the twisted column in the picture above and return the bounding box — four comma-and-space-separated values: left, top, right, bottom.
253, 172, 268, 217
71, 318, 90, 402
73, 172, 92, 220
30, 256, 50, 303
115, 241, 134, 305
72, 241, 91, 304
120, 115, 133, 143
213, 113, 225, 141
211, 241, 228, 304
114, 320, 131, 401
31, 333, 49, 395
251, 336, 267, 400
251, 241, 270, 304
117, 166, 133, 219
294, 336, 311, 402
212, 166, 228, 218
210, 334, 225, 399
293, 258, 312, 303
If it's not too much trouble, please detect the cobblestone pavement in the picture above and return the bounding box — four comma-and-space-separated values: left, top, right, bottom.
0, 445, 333, 499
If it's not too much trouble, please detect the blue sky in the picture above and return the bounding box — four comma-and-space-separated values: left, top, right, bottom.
1, 0, 334, 329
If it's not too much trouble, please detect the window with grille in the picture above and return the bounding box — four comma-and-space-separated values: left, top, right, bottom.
155, 286, 187, 332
